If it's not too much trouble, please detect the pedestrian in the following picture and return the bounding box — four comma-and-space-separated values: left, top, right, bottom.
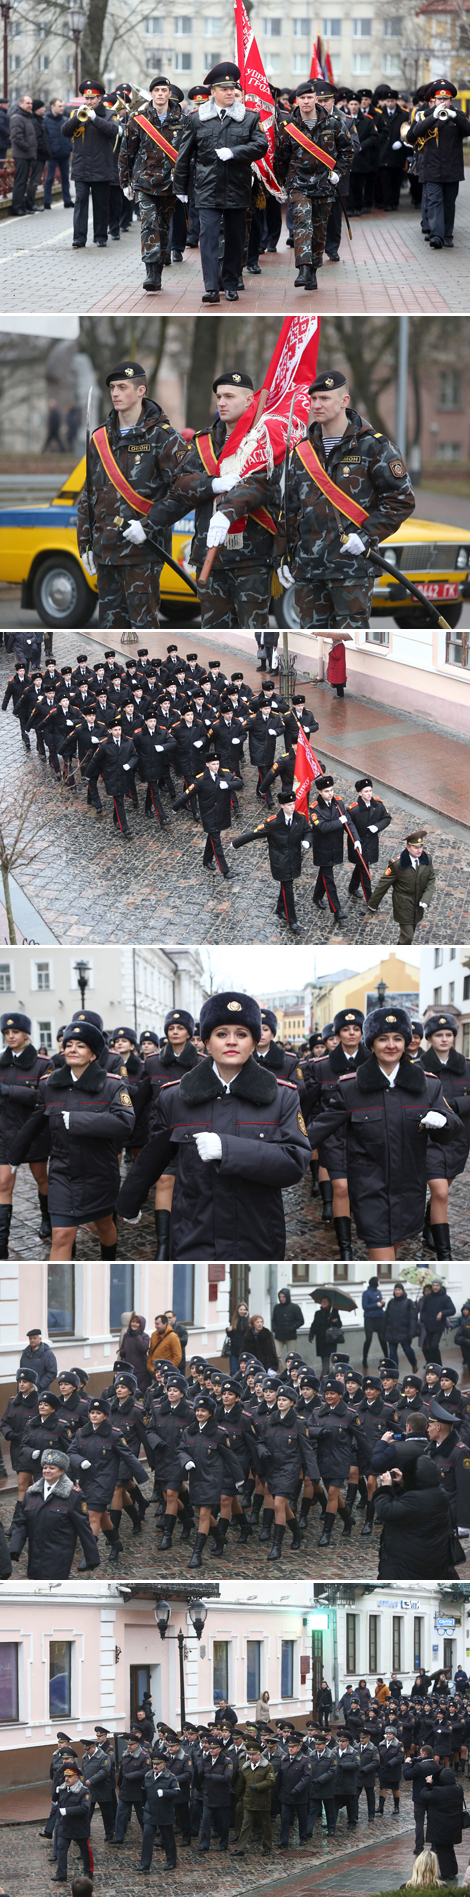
316, 1680, 333, 1731
421, 1766, 465, 1882
147, 1313, 182, 1371
308, 1295, 344, 1372
404, 1747, 441, 1856
19, 1326, 57, 1390
9, 94, 37, 217
43, 98, 73, 207
242, 1314, 279, 1371
374, 1458, 458, 1579
42, 400, 64, 453
368, 828, 436, 943
362, 1279, 388, 1367
8, 1019, 135, 1260
226, 1300, 251, 1375
0, 1009, 51, 1258
30, 98, 51, 206
173, 63, 268, 304
255, 1691, 271, 1725
62, 80, 116, 247
118, 1313, 151, 1393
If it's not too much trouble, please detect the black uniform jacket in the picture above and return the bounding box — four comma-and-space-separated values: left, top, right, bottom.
199, 1750, 233, 1807
77, 397, 185, 567
419, 1045, 470, 1180
234, 808, 311, 882
377, 1739, 404, 1787
0, 1040, 51, 1164
69, 1416, 145, 1509
174, 766, 242, 832
9, 1059, 135, 1225
279, 1754, 313, 1804
216, 1397, 267, 1484
245, 706, 285, 769
287, 410, 415, 570
119, 1742, 150, 1798
305, 1041, 369, 1175
0, 1388, 39, 1469
130, 1053, 311, 1260
119, 102, 182, 195
8, 1471, 100, 1577
173, 98, 268, 210
17, 1411, 74, 1473
346, 794, 391, 865
88, 732, 138, 792
62, 103, 116, 182
309, 793, 360, 866
181, 1413, 243, 1507
406, 104, 470, 181
357, 1742, 380, 1787
145, 1391, 195, 1488
263, 1407, 319, 1495
374, 101, 408, 166
306, 1053, 457, 1247
421, 1776, 464, 1845
81, 1746, 112, 1800
374, 1481, 456, 1580
430, 1429, 470, 1529
311, 1396, 363, 1482
142, 1766, 180, 1825
54, 1776, 92, 1836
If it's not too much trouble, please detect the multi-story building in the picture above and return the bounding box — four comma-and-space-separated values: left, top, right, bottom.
0, 945, 206, 1051
420, 944, 470, 1054
0, 1264, 230, 1401
304, 953, 419, 1034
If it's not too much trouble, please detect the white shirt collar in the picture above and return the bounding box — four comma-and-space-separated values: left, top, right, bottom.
43, 1477, 60, 1499
213, 1060, 232, 1093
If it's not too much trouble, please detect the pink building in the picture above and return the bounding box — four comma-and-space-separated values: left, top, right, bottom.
0, 1264, 230, 1406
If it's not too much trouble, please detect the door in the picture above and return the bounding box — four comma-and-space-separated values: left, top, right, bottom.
312, 1632, 323, 1717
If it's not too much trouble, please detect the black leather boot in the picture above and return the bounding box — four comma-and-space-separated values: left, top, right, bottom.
259, 1506, 274, 1543
0, 1206, 12, 1258
345, 1483, 358, 1512
179, 1505, 194, 1542
38, 1192, 52, 1238
299, 1496, 312, 1531
100, 1240, 117, 1258
267, 1524, 285, 1561
423, 1198, 435, 1250
209, 1520, 226, 1555
294, 264, 310, 286
124, 1501, 142, 1535
289, 1520, 302, 1550
155, 1209, 170, 1259
340, 1506, 354, 1537
143, 263, 162, 291
319, 1512, 335, 1546
431, 1223, 452, 1259
361, 1500, 375, 1536
107, 1530, 123, 1563
334, 1216, 353, 1260
159, 1513, 176, 1550
237, 1513, 253, 1544
249, 1492, 263, 1524
320, 1181, 333, 1222
188, 1531, 207, 1569
310, 1158, 320, 1196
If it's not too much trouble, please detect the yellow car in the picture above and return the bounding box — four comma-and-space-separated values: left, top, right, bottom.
0, 457, 199, 627
275, 515, 470, 630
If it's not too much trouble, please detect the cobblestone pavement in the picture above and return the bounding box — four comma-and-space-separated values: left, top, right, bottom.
1, 190, 468, 312
2, 639, 470, 945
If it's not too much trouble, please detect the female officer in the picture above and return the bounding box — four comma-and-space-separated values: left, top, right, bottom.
118, 991, 311, 1260
303, 1007, 368, 1261
182, 1391, 244, 1570
8, 1020, 135, 1260
135, 1010, 200, 1258
419, 1011, 470, 1260
261, 1382, 320, 1563
69, 1395, 147, 1564
0, 1009, 51, 1257
307, 1006, 457, 1264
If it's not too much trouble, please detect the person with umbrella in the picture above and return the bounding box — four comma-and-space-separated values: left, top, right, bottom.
308, 1290, 352, 1373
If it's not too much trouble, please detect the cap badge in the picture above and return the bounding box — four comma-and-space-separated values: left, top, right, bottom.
125, 367, 134, 376
325, 377, 334, 387
386, 1014, 396, 1022
227, 1000, 242, 1011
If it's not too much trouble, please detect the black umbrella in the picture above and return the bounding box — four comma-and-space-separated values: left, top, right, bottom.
310, 1287, 357, 1311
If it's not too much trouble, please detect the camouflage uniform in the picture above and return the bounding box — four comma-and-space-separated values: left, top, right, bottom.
118, 102, 182, 267
77, 395, 186, 629
285, 408, 415, 628
276, 105, 352, 269
146, 414, 281, 629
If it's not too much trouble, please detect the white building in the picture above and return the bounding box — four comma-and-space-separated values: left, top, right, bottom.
420, 946, 470, 1057
0, 945, 206, 1051
0, 1263, 230, 1398
316, 1583, 470, 1704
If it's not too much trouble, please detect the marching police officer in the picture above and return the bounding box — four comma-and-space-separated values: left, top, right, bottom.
51, 1759, 93, 1882
232, 789, 312, 933
8, 1446, 100, 1577
173, 63, 268, 302
346, 776, 392, 904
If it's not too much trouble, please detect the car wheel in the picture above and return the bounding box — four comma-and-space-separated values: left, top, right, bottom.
392, 602, 462, 629
32, 556, 97, 626
272, 584, 301, 629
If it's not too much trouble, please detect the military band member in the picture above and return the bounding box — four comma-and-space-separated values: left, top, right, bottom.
277, 79, 351, 290
173, 62, 268, 303
367, 827, 436, 943
77, 358, 186, 629
119, 76, 183, 291
62, 80, 116, 249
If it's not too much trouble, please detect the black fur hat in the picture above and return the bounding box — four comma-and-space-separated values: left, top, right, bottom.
364, 1006, 412, 1048
200, 991, 262, 1043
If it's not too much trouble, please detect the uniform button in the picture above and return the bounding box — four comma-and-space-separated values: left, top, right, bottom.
259, 1133, 264, 1138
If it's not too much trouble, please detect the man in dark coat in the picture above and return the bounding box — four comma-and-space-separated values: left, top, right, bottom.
346, 777, 391, 904
9, 94, 37, 216
52, 1762, 92, 1881
368, 827, 436, 943
357, 1735, 380, 1820
309, 774, 361, 925
173, 62, 268, 301
406, 78, 470, 248
349, 101, 379, 213
377, 1730, 404, 1813
19, 1328, 57, 1390
139, 1756, 180, 1868
43, 98, 73, 207
62, 80, 116, 247
173, 751, 242, 879
403, 1746, 440, 1855
278, 1738, 313, 1847
374, 1457, 457, 1578
233, 791, 311, 933
113, 1734, 151, 1842
271, 1286, 305, 1361
119, 76, 182, 291
427, 1397, 470, 1529
8, 1448, 100, 1577
196, 1733, 233, 1850
81, 1739, 115, 1839
334, 1735, 359, 1828
307, 1737, 337, 1834
421, 1766, 464, 1881
87, 716, 138, 834
373, 86, 407, 208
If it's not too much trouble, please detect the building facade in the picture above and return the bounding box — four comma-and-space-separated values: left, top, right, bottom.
0, 1264, 230, 1402
420, 945, 470, 1055
317, 1582, 470, 1704
306, 954, 420, 1034
0, 945, 206, 1050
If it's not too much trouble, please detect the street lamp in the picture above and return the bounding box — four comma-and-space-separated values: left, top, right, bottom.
68, 4, 86, 95
1, 0, 11, 105
74, 958, 90, 1008
376, 979, 388, 1007
155, 1598, 208, 1728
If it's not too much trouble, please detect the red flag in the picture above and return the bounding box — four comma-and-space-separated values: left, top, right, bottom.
234, 0, 283, 199
316, 34, 326, 74
325, 47, 335, 81
215, 318, 321, 484
294, 727, 324, 815
309, 43, 323, 79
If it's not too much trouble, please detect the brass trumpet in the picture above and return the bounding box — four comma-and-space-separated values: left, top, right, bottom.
76, 104, 91, 120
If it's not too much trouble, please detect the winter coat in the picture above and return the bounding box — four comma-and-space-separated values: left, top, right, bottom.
374, 101, 408, 167
239, 1756, 275, 1810
368, 847, 436, 932
306, 1055, 456, 1248
119, 103, 182, 196
227, 1314, 251, 1360
375, 1480, 457, 1580
358, 1742, 380, 1787
44, 108, 71, 162
81, 1746, 112, 1800
271, 1289, 305, 1342
287, 410, 415, 575
108, 1391, 152, 1474
327, 642, 347, 687
9, 1058, 135, 1225
0, 1040, 51, 1165
233, 808, 311, 883
417, 1285, 456, 1341
309, 1750, 337, 1797
69, 1417, 144, 1510
0, 104, 10, 159
211, 715, 247, 770
377, 1740, 404, 1787
216, 1398, 267, 1483
173, 98, 268, 210
241, 1325, 278, 1371
277, 103, 352, 201
311, 1397, 363, 1483
309, 794, 360, 868
420, 1046, 470, 1180
146, 1324, 182, 1372
181, 1412, 243, 1507
108, 1047, 145, 1117
430, 1430, 470, 1529
17, 1410, 74, 1474
8, 1472, 100, 1578
122, 1054, 311, 1261
0, 1388, 39, 1468
346, 795, 391, 866
19, 1339, 57, 1391
173, 765, 242, 833
56, 1387, 90, 1435
200, 1752, 233, 1807
308, 1305, 344, 1356
55, 1778, 91, 1838
61, 102, 117, 182
245, 707, 285, 770
263, 1408, 319, 1496
350, 108, 379, 173
119, 1743, 150, 1799
143, 1038, 201, 1141
279, 1754, 313, 1804
406, 105, 470, 182
32, 109, 51, 161
335, 1746, 360, 1794
142, 1766, 179, 1824
77, 397, 184, 568
421, 1776, 464, 1844
145, 1391, 194, 1487
118, 1316, 151, 1393
305, 1041, 369, 1177
147, 414, 281, 576
256, 1040, 306, 1104
10, 104, 36, 161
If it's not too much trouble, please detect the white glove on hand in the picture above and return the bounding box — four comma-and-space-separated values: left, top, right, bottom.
447, 108, 456, 117
194, 1131, 223, 1162
87, 107, 96, 119
185, 1458, 196, 1470
277, 561, 294, 587
154, 744, 164, 751
123, 521, 146, 545
212, 473, 238, 493
32, 1449, 40, 1458
342, 532, 366, 555
157, 1789, 163, 1797
392, 140, 402, 149
60, 1808, 66, 1817
82, 548, 96, 577
215, 146, 233, 160
339, 813, 348, 825
354, 839, 362, 851
301, 838, 310, 850
177, 193, 188, 202
207, 510, 230, 548
331, 169, 340, 183
123, 762, 131, 771
420, 1110, 447, 1128
368, 823, 378, 833
419, 900, 428, 910
62, 1110, 70, 1129
193, 739, 203, 747
124, 184, 134, 199
81, 1459, 91, 1469
8, 1164, 17, 1175
123, 1211, 142, 1224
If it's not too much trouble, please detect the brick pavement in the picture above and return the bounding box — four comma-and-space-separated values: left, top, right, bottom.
1, 638, 470, 945
1, 192, 468, 312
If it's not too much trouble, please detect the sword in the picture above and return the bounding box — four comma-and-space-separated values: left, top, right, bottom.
336, 797, 369, 873
366, 550, 451, 632
85, 384, 94, 553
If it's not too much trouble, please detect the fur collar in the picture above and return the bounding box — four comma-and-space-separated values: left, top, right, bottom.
79, 1418, 113, 1439
399, 848, 430, 869
0, 1041, 38, 1072
179, 1054, 278, 1107
255, 1041, 285, 1073
356, 1053, 427, 1096
160, 1038, 200, 1072
199, 96, 246, 122
31, 1472, 74, 1499
44, 1060, 109, 1096
421, 1045, 467, 1078
329, 1042, 369, 1077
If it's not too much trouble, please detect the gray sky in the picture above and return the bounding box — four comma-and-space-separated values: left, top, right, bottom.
200, 945, 420, 995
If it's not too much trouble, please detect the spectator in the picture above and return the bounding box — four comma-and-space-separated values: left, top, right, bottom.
374, 1459, 458, 1579
375, 1679, 391, 1705
9, 95, 37, 217
308, 1295, 343, 1374
454, 1665, 468, 1693
119, 1312, 151, 1393
65, 404, 80, 449
455, 1303, 470, 1380
389, 1673, 403, 1702
0, 98, 10, 170
417, 1280, 456, 1366
43, 97, 73, 208
255, 1691, 271, 1724
271, 1287, 305, 1363
383, 1283, 419, 1372
421, 1766, 464, 1883
42, 399, 64, 453
356, 1680, 371, 1713
404, 1846, 443, 1887
226, 1301, 250, 1375
19, 1326, 57, 1392
30, 98, 51, 207
242, 1313, 278, 1371
362, 1276, 387, 1367
316, 1680, 333, 1730
147, 1313, 182, 1373
164, 1305, 188, 1375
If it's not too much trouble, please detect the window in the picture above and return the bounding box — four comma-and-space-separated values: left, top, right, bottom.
450, 947, 456, 960
204, 15, 222, 32
464, 975, 470, 1000
172, 1262, 194, 1324
293, 1261, 309, 1280
37, 54, 50, 69
213, 1641, 229, 1701
352, 50, 371, 70
392, 1617, 402, 1672
414, 1618, 422, 1671
369, 1616, 378, 1673
433, 987, 442, 1005
353, 16, 371, 33
292, 55, 309, 71
334, 1259, 349, 1281
9, 54, 21, 68
377, 1260, 392, 1279
434, 948, 443, 967
48, 1263, 74, 1334
464, 1024, 470, 1058
0, 964, 11, 992
447, 628, 470, 669
146, 14, 163, 29
439, 370, 462, 411
443, 1638, 453, 1677
33, 959, 51, 990
437, 442, 463, 462
384, 15, 401, 32
281, 1639, 294, 1697
8, 18, 22, 31
110, 1262, 134, 1331
265, 53, 281, 70
293, 16, 310, 33
130, 1664, 151, 1724
247, 1641, 261, 1701
49, 1642, 71, 1719
263, 14, 282, 29
174, 50, 192, 67
383, 52, 401, 72
38, 1021, 53, 1050
449, 982, 455, 1004
174, 13, 192, 28
0, 1644, 18, 1722
346, 1615, 357, 1674
323, 14, 341, 29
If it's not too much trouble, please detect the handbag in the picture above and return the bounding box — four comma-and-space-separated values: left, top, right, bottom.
450, 1528, 467, 1566
325, 1322, 344, 1347
461, 1797, 470, 1829
221, 1333, 232, 1358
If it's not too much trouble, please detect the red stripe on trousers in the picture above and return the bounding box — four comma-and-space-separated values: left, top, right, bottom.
323, 869, 336, 912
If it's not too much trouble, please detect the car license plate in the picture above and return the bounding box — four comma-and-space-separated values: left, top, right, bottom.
417, 581, 460, 600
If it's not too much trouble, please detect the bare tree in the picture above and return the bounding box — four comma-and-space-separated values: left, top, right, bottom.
0, 782, 61, 946
78, 316, 171, 405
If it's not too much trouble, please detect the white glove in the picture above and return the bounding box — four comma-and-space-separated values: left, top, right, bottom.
277, 561, 294, 587
339, 813, 348, 825
62, 1110, 70, 1129
177, 192, 188, 202
60, 1808, 66, 1817
212, 473, 238, 493
236, 1480, 244, 1489
354, 839, 362, 851
82, 548, 96, 577
301, 838, 310, 850
207, 510, 230, 548
123, 762, 131, 771
8, 1164, 17, 1175
447, 108, 456, 117
215, 146, 233, 160
420, 1111, 447, 1128
123, 1211, 142, 1224
342, 532, 366, 555
419, 900, 428, 909
193, 739, 204, 747
392, 140, 402, 149
32, 1449, 40, 1458
87, 107, 96, 119
157, 1789, 163, 1797
368, 823, 378, 833
219, 780, 228, 789
194, 1131, 222, 1162
154, 744, 164, 751
268, 728, 277, 736
123, 521, 146, 545
81, 1459, 91, 1469
433, 105, 443, 118
185, 1458, 196, 1469
331, 169, 340, 183
124, 184, 134, 199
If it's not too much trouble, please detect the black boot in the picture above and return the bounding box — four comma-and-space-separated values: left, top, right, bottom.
209, 1520, 226, 1555
340, 1506, 354, 1538
0, 1206, 12, 1259
304, 266, 318, 289
159, 1513, 176, 1550
107, 1530, 123, 1564
320, 1181, 333, 1222
319, 1512, 335, 1547
345, 1483, 358, 1512
361, 1499, 375, 1537
179, 1505, 194, 1542
143, 263, 162, 291
357, 1476, 368, 1511
134, 1486, 149, 1517
237, 1513, 254, 1545
299, 1496, 312, 1531
155, 1209, 171, 1259
423, 1198, 435, 1251
267, 1524, 285, 1562
256, 658, 267, 672
378, 1797, 385, 1815
188, 1531, 207, 1569
124, 1501, 142, 1535
310, 1158, 320, 1197
249, 1492, 263, 1525
431, 1223, 452, 1259
334, 1216, 353, 1260
100, 1240, 117, 1259
38, 1192, 52, 1238
294, 264, 310, 286
289, 1520, 302, 1550
259, 1506, 274, 1543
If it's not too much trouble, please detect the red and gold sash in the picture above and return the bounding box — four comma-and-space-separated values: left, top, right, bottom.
195, 432, 277, 537
285, 121, 336, 170
294, 438, 369, 529
93, 426, 152, 516
133, 112, 178, 163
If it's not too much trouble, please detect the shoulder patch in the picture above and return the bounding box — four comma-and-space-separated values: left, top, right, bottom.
297, 1108, 307, 1134
390, 459, 406, 478
120, 1090, 132, 1107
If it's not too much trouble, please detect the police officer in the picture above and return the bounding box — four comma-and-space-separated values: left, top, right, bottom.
309, 773, 361, 925
368, 827, 436, 942
8, 1447, 100, 1577
112, 1731, 151, 1845
81, 1737, 115, 1840
119, 75, 182, 291
0, 1008, 51, 1257
8, 1019, 135, 1261
139, 1752, 180, 1869
283, 368, 414, 628
173, 63, 268, 302
232, 789, 312, 933
77, 359, 186, 628
1, 1367, 39, 1498
52, 1760, 92, 1882
419, 1012, 470, 1261
69, 1396, 146, 1564
346, 776, 392, 904
173, 748, 242, 879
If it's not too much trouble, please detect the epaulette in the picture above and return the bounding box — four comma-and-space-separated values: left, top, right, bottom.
374, 434, 383, 439
159, 1079, 181, 1089
277, 1078, 296, 1089
341, 1071, 357, 1081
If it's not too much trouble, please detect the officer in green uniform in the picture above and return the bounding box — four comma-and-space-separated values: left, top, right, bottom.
367, 828, 436, 943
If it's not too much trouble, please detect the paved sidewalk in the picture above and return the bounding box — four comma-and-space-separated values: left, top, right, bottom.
1, 192, 468, 312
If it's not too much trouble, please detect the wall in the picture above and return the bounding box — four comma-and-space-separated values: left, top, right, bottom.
0, 946, 207, 1048
0, 1264, 229, 1399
